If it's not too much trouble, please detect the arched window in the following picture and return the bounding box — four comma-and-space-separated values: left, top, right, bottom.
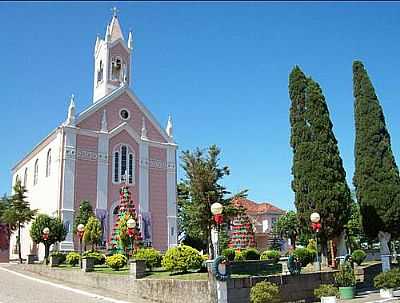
111, 57, 122, 81
112, 144, 134, 184
34, 159, 39, 185
46, 149, 51, 177
23, 168, 28, 186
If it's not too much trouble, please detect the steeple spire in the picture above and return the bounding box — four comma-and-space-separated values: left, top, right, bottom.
128, 31, 133, 50
65, 94, 76, 126
108, 7, 124, 42
141, 117, 148, 139
166, 115, 173, 139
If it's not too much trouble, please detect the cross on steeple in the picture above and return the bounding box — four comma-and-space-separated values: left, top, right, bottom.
111, 7, 119, 18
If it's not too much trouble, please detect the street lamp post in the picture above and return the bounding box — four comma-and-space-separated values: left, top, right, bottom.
42, 227, 50, 265
211, 202, 224, 259
310, 212, 321, 271
77, 224, 85, 268
127, 218, 136, 258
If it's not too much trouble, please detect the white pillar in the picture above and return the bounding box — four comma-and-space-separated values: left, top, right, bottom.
166, 146, 178, 247
59, 126, 77, 251
139, 141, 150, 245
96, 131, 109, 244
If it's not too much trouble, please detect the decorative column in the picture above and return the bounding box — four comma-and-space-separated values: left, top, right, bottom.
166, 146, 178, 248
59, 125, 77, 251
139, 137, 150, 245
96, 110, 109, 245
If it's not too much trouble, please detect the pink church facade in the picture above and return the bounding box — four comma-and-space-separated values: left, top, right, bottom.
10, 13, 177, 260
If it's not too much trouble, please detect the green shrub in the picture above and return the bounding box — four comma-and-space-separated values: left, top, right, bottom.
66, 252, 80, 266
83, 250, 106, 265
242, 248, 260, 261
133, 248, 162, 270
314, 284, 339, 298
106, 254, 127, 271
307, 239, 317, 251
260, 250, 281, 264
351, 250, 367, 266
50, 251, 66, 263
374, 269, 400, 289
250, 281, 280, 303
292, 248, 316, 267
334, 262, 356, 287
234, 251, 245, 261
161, 245, 203, 273
222, 248, 236, 261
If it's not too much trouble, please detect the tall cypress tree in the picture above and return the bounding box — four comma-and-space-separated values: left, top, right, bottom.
353, 61, 400, 251
289, 67, 352, 261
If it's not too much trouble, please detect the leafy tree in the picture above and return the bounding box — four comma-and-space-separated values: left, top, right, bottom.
289, 67, 353, 263
2, 181, 37, 263
177, 145, 246, 257
353, 61, 400, 255
30, 214, 67, 263
344, 201, 364, 252
74, 200, 94, 233
274, 211, 300, 249
83, 216, 102, 251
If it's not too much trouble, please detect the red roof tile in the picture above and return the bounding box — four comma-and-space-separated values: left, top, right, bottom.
233, 198, 286, 215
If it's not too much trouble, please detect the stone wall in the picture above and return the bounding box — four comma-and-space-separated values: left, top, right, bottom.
13, 264, 209, 303
227, 271, 336, 303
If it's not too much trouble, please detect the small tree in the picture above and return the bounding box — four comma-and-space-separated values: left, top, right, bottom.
275, 211, 299, 249
83, 216, 102, 251
30, 214, 67, 263
74, 200, 94, 233
2, 181, 37, 263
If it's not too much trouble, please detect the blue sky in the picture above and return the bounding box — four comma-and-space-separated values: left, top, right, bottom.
2, 2, 400, 211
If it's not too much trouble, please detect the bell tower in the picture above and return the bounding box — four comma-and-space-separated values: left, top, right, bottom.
93, 8, 133, 103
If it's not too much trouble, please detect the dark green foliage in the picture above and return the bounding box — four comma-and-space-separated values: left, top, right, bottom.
133, 248, 162, 269
274, 211, 299, 249
222, 248, 236, 261
241, 248, 260, 260
83, 250, 106, 265
260, 250, 281, 264
218, 227, 230, 253
374, 269, 400, 289
345, 200, 365, 251
250, 281, 280, 303
83, 216, 102, 250
334, 262, 356, 287
351, 249, 366, 266
49, 251, 66, 263
289, 66, 352, 243
177, 145, 246, 256
2, 181, 37, 263
74, 201, 94, 233
314, 284, 339, 298
353, 61, 400, 238
30, 214, 67, 262
292, 247, 316, 267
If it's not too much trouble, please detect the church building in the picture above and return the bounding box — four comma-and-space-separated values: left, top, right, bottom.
10, 11, 178, 260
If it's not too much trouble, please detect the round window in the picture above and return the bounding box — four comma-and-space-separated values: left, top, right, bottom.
120, 109, 130, 120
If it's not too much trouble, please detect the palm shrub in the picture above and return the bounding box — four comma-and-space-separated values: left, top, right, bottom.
83, 251, 106, 265
66, 252, 80, 266
222, 248, 236, 261
374, 269, 400, 289
292, 247, 316, 267
314, 284, 339, 298
242, 248, 260, 260
133, 248, 162, 270
260, 250, 281, 264
335, 262, 356, 287
161, 245, 203, 273
351, 250, 366, 266
106, 254, 127, 271
250, 281, 280, 303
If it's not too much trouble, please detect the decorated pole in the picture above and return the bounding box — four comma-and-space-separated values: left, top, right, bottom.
310, 212, 321, 271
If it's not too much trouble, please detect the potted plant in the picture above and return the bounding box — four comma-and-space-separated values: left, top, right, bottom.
49, 251, 65, 267
334, 262, 356, 299
373, 269, 400, 298
81, 255, 96, 272
314, 284, 339, 303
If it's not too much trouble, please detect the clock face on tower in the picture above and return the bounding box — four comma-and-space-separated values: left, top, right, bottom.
120, 109, 129, 120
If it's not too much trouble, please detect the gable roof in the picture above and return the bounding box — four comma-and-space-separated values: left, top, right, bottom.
233, 197, 285, 215
76, 85, 173, 144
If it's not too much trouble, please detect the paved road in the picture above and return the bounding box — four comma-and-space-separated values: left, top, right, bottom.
0, 264, 135, 303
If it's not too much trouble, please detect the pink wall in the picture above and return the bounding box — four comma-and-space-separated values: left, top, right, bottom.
74, 135, 98, 211
149, 146, 168, 251
78, 92, 166, 143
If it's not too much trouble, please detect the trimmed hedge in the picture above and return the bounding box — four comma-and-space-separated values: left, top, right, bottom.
133, 248, 162, 270
242, 248, 260, 261
351, 249, 366, 266
66, 252, 80, 266
83, 251, 106, 265
222, 248, 236, 261
260, 250, 281, 264
292, 248, 316, 267
106, 254, 127, 271
250, 281, 280, 303
161, 245, 203, 273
